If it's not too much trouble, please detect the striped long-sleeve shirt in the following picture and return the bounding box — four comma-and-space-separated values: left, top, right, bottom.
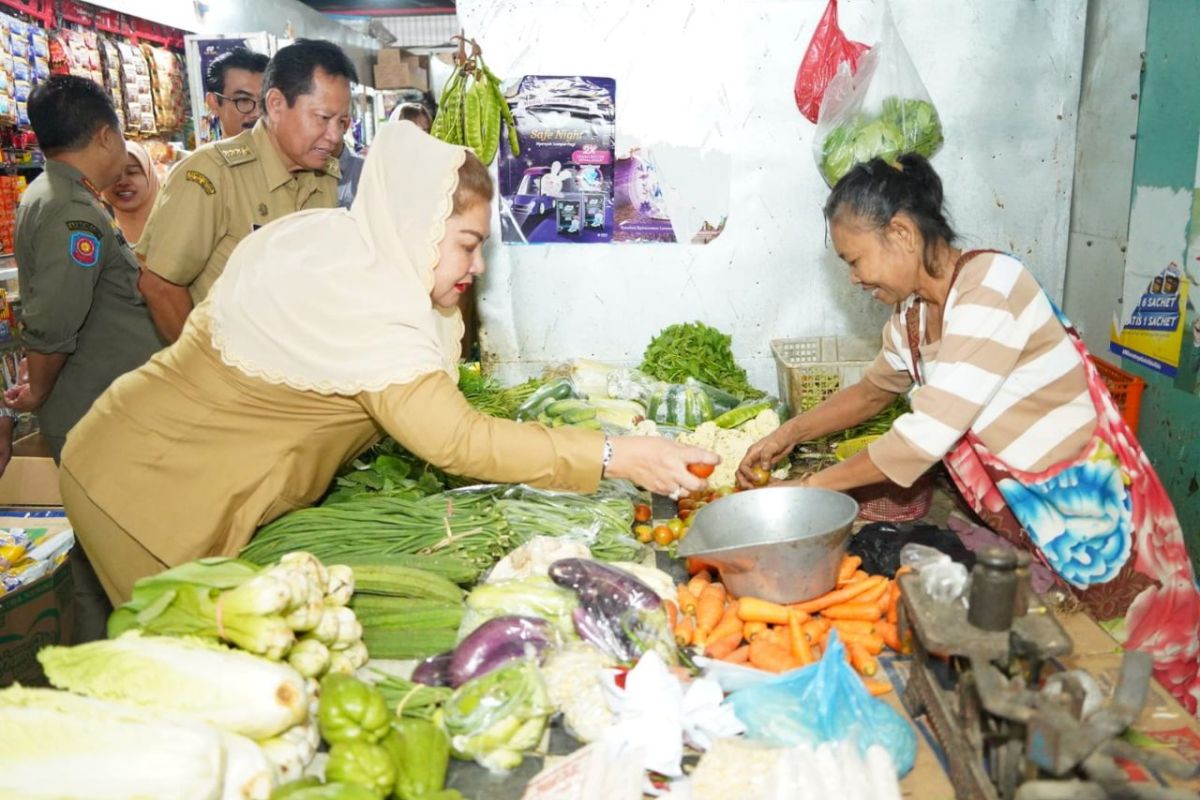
863, 252, 1097, 487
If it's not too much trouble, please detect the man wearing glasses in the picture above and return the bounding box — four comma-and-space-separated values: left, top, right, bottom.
136, 40, 353, 342
205, 48, 269, 140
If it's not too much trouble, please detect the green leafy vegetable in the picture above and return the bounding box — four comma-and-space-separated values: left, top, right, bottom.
640, 321, 763, 401
819, 96, 944, 185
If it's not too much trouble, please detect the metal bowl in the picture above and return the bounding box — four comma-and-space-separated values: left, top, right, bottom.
677, 486, 859, 604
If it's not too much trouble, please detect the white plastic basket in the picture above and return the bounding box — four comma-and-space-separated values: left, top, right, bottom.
771, 336, 878, 413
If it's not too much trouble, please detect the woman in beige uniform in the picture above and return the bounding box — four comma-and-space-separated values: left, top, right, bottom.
60, 121, 717, 605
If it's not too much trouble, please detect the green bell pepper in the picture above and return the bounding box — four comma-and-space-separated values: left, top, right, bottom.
325, 740, 396, 798
383, 719, 452, 800
318, 673, 392, 745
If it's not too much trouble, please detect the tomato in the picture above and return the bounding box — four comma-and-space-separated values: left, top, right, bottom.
715, 486, 736, 498
677, 498, 698, 512
678, 508, 692, 521
653, 525, 674, 547
633, 504, 652, 523
634, 524, 654, 543
749, 466, 771, 487
687, 463, 715, 479
666, 518, 685, 536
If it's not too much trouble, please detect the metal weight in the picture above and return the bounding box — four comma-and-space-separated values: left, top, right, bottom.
968, 545, 1019, 632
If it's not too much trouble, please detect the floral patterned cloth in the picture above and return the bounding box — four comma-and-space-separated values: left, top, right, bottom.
938, 293, 1200, 714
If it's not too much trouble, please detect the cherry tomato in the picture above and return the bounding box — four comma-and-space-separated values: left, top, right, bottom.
749, 466, 771, 487
653, 525, 675, 547
677, 498, 698, 512
634, 524, 654, 543
715, 487, 736, 498
666, 518, 685, 536
678, 508, 692, 521
633, 504, 652, 523
687, 463, 715, 479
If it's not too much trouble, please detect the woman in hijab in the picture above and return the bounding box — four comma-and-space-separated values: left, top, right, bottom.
59, 122, 717, 605
101, 140, 159, 245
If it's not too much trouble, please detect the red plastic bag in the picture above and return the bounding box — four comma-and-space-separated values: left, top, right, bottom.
794, 0, 870, 124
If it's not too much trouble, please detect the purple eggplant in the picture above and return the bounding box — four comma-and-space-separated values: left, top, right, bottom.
412, 651, 453, 686
548, 559, 662, 618
447, 616, 554, 688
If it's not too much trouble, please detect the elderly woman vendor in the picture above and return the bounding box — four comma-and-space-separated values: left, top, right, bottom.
60, 122, 717, 614
739, 153, 1200, 712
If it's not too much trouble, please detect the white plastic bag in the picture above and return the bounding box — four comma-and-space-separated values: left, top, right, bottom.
813, 3, 943, 186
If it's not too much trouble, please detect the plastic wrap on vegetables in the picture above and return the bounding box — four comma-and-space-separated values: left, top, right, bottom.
435, 658, 552, 773
448, 615, 556, 688
541, 642, 617, 743
459, 576, 578, 640
548, 558, 677, 665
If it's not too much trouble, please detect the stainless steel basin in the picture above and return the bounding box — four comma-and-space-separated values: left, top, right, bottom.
677, 486, 859, 604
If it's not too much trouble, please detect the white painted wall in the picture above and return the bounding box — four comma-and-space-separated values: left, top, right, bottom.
456, 0, 1087, 390
1061, 0, 1148, 358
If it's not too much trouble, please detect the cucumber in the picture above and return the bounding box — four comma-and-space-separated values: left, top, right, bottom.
561, 406, 598, 423
713, 401, 772, 429
545, 399, 592, 417
515, 378, 574, 420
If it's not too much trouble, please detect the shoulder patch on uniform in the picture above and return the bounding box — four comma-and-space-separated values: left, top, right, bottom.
65, 219, 102, 237
214, 143, 257, 167
186, 170, 217, 196
69, 231, 101, 268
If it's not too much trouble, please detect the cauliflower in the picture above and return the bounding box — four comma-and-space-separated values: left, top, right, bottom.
678, 410, 786, 489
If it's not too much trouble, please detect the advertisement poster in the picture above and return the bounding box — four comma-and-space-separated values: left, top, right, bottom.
184, 34, 273, 145
1176, 136, 1200, 395
613, 143, 730, 245
497, 76, 615, 245
1110, 186, 1192, 377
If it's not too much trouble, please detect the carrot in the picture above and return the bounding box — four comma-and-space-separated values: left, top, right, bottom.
886, 580, 902, 625
673, 615, 695, 647
794, 575, 887, 614
759, 626, 789, 648
743, 621, 768, 641
665, 599, 678, 631
838, 569, 870, 586
788, 610, 814, 665
837, 554, 862, 583
863, 678, 893, 696
738, 596, 798, 626
801, 618, 828, 645
837, 630, 885, 655
749, 638, 798, 673
831, 619, 877, 636
856, 579, 891, 605
695, 583, 727, 636
704, 631, 744, 660
725, 644, 751, 664
877, 621, 903, 653
677, 584, 698, 616
822, 601, 884, 621
848, 642, 878, 677
708, 602, 744, 644
687, 571, 713, 598
875, 580, 893, 613
686, 557, 716, 576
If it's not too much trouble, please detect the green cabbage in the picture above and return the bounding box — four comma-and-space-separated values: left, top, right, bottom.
38, 631, 309, 740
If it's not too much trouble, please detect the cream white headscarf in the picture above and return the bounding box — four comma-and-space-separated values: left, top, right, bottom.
209, 122, 467, 395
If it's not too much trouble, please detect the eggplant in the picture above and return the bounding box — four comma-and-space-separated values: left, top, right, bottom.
548, 558, 662, 619
572, 604, 638, 663
412, 651, 453, 687
447, 616, 553, 688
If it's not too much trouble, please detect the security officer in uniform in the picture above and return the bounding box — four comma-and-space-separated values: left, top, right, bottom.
137, 39, 357, 342
2, 75, 164, 641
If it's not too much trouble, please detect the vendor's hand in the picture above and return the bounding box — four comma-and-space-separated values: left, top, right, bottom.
3, 383, 42, 413
737, 428, 797, 489
608, 436, 720, 497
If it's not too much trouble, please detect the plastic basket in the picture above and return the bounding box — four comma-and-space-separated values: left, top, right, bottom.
834, 435, 933, 522
771, 336, 878, 414
1090, 355, 1145, 434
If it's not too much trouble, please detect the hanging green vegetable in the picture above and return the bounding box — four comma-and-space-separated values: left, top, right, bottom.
430, 36, 518, 165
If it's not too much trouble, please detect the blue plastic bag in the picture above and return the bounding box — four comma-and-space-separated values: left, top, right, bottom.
725, 631, 916, 775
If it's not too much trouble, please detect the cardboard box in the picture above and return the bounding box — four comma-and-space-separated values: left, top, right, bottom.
0, 558, 74, 686
377, 47, 403, 67
0, 433, 60, 505
373, 62, 410, 91
373, 50, 429, 91
0, 434, 74, 687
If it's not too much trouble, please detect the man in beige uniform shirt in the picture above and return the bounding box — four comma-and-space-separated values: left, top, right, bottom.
137, 39, 357, 342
